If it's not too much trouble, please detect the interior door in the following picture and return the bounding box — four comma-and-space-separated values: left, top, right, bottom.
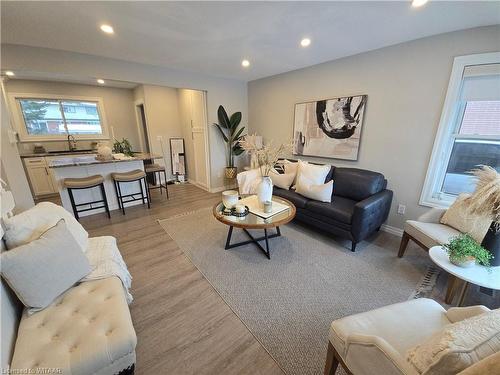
190, 91, 209, 189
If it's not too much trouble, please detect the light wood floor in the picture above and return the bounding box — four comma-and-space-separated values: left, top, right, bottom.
77, 184, 285, 375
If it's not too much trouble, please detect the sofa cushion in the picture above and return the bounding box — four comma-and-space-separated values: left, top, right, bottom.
4, 202, 89, 252
306, 196, 357, 224
11, 277, 137, 375
296, 175, 333, 203
0, 220, 92, 314
333, 168, 386, 201
329, 299, 448, 359
405, 220, 461, 248
273, 187, 310, 208
406, 308, 500, 375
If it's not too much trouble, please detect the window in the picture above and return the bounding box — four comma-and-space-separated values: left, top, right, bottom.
11, 95, 108, 141
421, 53, 500, 207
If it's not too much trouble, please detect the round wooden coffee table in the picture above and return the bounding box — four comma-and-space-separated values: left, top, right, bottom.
213, 196, 296, 259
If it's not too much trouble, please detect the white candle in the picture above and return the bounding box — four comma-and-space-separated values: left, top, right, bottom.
235, 204, 245, 214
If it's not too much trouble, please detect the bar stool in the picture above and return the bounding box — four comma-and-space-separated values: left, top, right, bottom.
63, 175, 110, 221
111, 169, 150, 215
145, 164, 169, 199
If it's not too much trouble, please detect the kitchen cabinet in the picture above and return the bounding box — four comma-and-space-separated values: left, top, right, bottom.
23, 157, 57, 196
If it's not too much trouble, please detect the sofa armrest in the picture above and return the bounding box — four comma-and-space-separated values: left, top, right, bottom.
416, 208, 447, 224
446, 305, 490, 323
352, 190, 393, 242
458, 351, 500, 375
345, 334, 416, 375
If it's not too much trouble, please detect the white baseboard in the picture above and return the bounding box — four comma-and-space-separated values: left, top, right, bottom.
381, 224, 404, 237
187, 179, 209, 192
209, 184, 238, 193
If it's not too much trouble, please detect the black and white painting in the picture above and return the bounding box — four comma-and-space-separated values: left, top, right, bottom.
293, 95, 367, 160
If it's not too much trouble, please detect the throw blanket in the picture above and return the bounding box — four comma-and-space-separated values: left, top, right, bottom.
83, 236, 133, 304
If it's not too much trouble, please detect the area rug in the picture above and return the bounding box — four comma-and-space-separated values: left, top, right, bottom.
159, 207, 433, 375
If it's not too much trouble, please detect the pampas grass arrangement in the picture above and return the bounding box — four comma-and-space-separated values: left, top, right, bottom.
466, 165, 500, 230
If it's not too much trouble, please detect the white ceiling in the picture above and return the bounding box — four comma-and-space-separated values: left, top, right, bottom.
2, 1, 499, 82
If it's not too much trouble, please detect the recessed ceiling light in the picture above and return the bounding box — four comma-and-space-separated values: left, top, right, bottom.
100, 24, 114, 34
412, 0, 428, 7
5, 71, 15, 77
300, 38, 311, 47
241, 60, 250, 68
97, 79, 105, 85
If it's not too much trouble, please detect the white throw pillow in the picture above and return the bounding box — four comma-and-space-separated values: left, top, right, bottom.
237, 168, 262, 195
296, 160, 331, 187
0, 220, 92, 314
295, 175, 333, 202
3, 202, 89, 252
406, 308, 500, 375
283, 160, 300, 186
440, 194, 492, 243
270, 170, 295, 190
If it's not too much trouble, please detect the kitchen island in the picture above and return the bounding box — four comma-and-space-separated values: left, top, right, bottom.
48, 153, 162, 217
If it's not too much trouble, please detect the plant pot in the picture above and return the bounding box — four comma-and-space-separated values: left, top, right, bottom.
257, 176, 273, 206
225, 167, 237, 179
481, 221, 500, 267
450, 256, 476, 268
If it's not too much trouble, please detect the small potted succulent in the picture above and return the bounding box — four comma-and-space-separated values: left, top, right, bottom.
443, 233, 492, 268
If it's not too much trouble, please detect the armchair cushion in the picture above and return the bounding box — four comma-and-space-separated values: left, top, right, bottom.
329, 299, 448, 359
440, 194, 492, 243
446, 305, 491, 323
404, 220, 460, 248
406, 309, 500, 375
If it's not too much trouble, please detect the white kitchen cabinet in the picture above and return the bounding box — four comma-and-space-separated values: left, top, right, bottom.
23, 157, 57, 196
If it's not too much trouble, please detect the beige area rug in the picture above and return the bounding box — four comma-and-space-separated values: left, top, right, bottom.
159, 207, 433, 375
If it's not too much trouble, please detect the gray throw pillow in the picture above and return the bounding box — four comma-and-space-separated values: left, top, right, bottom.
0, 220, 92, 313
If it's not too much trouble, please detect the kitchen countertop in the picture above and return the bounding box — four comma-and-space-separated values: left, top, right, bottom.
47, 152, 162, 168
20, 150, 96, 158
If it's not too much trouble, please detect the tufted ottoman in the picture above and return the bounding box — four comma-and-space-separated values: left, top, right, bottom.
10, 277, 136, 375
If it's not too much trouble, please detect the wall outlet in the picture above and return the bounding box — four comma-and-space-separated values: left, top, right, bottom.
397, 204, 406, 215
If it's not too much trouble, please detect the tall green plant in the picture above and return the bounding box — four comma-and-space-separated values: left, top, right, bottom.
213, 105, 246, 168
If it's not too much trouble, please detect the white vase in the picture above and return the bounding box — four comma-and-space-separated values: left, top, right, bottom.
257, 176, 273, 206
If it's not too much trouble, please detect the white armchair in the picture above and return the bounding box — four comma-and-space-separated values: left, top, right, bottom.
325, 299, 495, 375
398, 208, 460, 258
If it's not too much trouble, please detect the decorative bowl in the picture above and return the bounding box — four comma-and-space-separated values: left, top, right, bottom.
450, 256, 476, 268
222, 190, 239, 209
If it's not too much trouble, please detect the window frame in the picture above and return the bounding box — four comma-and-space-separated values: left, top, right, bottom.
8, 92, 110, 142
420, 52, 500, 208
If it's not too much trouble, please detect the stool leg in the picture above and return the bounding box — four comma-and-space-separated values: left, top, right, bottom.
164, 170, 169, 199
67, 188, 80, 221
117, 181, 126, 215
139, 177, 146, 205
113, 180, 121, 210
158, 171, 162, 195
144, 177, 151, 209
99, 183, 111, 219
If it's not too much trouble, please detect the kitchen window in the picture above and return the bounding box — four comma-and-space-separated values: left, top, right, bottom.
420, 53, 500, 207
9, 94, 109, 141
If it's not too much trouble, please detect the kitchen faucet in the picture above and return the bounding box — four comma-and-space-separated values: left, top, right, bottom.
67, 134, 77, 151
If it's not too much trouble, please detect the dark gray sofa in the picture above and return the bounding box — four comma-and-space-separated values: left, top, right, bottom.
273, 165, 393, 252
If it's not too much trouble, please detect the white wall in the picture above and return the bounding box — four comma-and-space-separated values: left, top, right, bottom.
140, 84, 182, 179
2, 44, 248, 190
0, 89, 34, 212
248, 25, 500, 230
4, 79, 139, 153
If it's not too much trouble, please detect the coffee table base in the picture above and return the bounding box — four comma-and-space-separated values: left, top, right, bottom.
225, 226, 281, 259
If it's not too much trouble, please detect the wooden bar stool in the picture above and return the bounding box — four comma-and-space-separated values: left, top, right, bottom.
63, 175, 110, 221
145, 164, 169, 199
111, 169, 150, 215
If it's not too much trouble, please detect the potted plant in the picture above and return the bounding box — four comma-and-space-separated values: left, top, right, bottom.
213, 105, 246, 179
113, 138, 134, 157
444, 233, 492, 268
466, 166, 500, 266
